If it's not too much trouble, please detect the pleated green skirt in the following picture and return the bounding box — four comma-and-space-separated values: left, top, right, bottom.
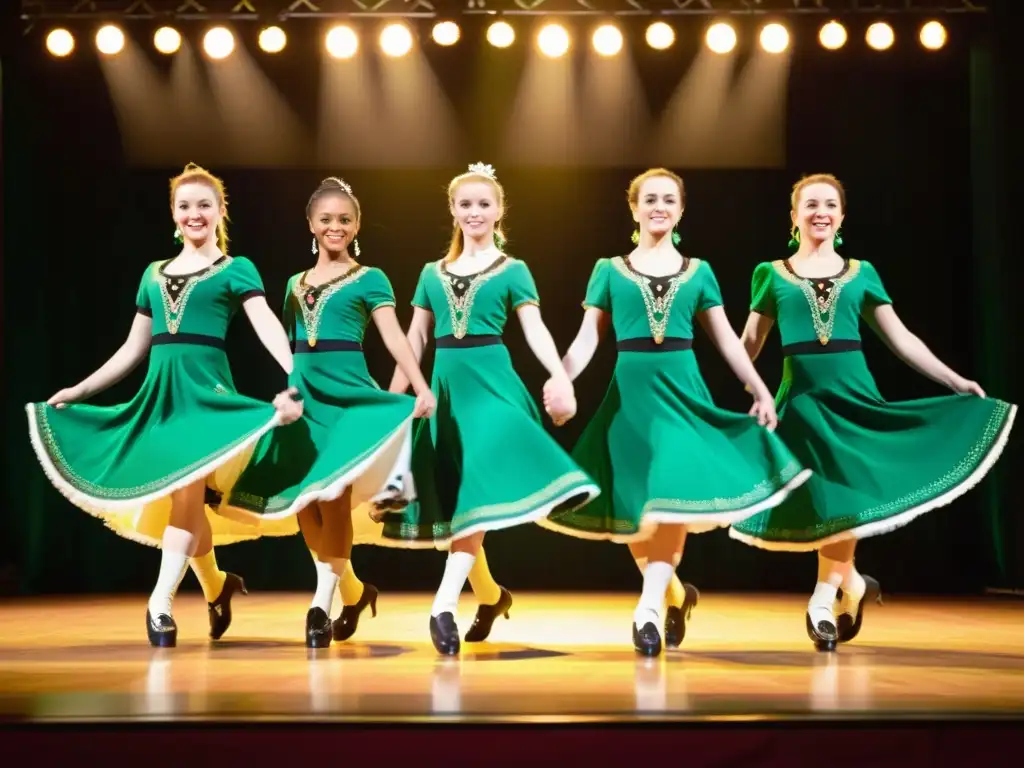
541, 348, 810, 542
26, 343, 293, 548
729, 350, 1017, 551
381, 341, 599, 546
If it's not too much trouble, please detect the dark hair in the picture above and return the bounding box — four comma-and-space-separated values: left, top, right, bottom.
306, 176, 361, 221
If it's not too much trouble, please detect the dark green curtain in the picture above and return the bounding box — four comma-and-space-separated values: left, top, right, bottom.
971, 0, 1023, 590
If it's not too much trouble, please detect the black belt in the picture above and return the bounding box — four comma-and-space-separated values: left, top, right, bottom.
152, 332, 224, 349
293, 339, 363, 353
617, 337, 693, 352
782, 340, 862, 356
436, 334, 503, 348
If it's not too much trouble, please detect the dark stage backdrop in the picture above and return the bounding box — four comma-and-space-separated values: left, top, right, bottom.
3, 13, 1019, 598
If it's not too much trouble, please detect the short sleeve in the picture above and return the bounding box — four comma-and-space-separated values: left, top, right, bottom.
411, 263, 433, 311
508, 260, 540, 309
582, 259, 611, 312
135, 262, 156, 317
363, 268, 397, 313
750, 262, 778, 318
696, 260, 724, 312
229, 257, 266, 302
859, 260, 892, 307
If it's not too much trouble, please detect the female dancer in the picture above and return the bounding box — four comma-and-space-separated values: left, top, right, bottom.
219, 176, 438, 648
730, 173, 1016, 650
386, 162, 599, 655
26, 163, 303, 647
540, 168, 811, 656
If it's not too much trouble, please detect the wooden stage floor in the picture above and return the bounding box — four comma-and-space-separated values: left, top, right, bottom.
1, 592, 1022, 723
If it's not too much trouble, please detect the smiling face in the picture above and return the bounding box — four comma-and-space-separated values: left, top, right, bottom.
450, 179, 502, 243
173, 181, 223, 248
792, 181, 845, 246
309, 191, 360, 256
632, 175, 683, 238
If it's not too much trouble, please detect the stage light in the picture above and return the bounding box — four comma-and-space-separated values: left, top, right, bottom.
154, 26, 181, 54
380, 22, 413, 57
46, 28, 74, 57
486, 21, 515, 49
203, 26, 235, 59
259, 26, 287, 53
759, 23, 789, 54
538, 23, 570, 58
818, 20, 847, 50
592, 24, 623, 57
866, 22, 894, 50
432, 21, 460, 46
95, 24, 124, 56
645, 21, 675, 50
325, 25, 358, 59
919, 20, 947, 50
705, 22, 736, 54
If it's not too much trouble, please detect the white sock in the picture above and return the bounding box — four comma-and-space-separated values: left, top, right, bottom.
311, 559, 339, 615
634, 561, 674, 628
808, 581, 839, 628
149, 550, 189, 618
431, 551, 476, 617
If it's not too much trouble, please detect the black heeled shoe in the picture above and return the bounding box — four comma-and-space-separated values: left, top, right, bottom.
306, 607, 333, 649
208, 572, 247, 641
633, 621, 662, 657
806, 610, 838, 652
332, 583, 379, 642
430, 612, 460, 655
664, 583, 699, 649
837, 575, 882, 643
147, 609, 177, 648
464, 586, 512, 642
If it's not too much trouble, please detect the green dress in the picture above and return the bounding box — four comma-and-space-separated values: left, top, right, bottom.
540, 256, 810, 542
729, 258, 1017, 551
25, 255, 296, 548
379, 254, 599, 546
223, 264, 427, 548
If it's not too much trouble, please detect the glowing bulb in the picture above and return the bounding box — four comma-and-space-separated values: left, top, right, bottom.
46, 28, 75, 57
432, 21, 460, 46
818, 21, 847, 50
325, 25, 358, 59
486, 21, 515, 49
259, 26, 286, 53
866, 22, 894, 50
96, 25, 125, 55
919, 20, 947, 50
759, 23, 789, 54
203, 26, 235, 60
592, 24, 623, 57
538, 23, 570, 58
645, 21, 674, 51
154, 26, 181, 54
706, 22, 736, 54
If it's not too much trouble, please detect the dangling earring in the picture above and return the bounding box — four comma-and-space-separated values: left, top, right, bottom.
671, 231, 681, 246
353, 239, 361, 258
630, 230, 640, 245
173, 227, 183, 244
787, 228, 800, 250
311, 237, 318, 255
833, 228, 844, 248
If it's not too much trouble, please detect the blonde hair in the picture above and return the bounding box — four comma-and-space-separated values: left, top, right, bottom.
790, 173, 846, 240
444, 171, 507, 262
169, 162, 230, 255
627, 167, 686, 208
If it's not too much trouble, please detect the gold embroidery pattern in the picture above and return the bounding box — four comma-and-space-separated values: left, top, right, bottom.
158, 257, 232, 335
436, 258, 514, 339
292, 266, 368, 347
773, 259, 861, 345
611, 256, 700, 343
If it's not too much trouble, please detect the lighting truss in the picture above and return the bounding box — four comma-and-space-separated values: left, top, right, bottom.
19, 0, 992, 25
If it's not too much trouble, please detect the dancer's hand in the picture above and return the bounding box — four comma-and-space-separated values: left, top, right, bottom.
413, 389, 436, 418
543, 376, 576, 426
748, 394, 778, 432
47, 385, 86, 408
951, 376, 986, 398
273, 387, 304, 424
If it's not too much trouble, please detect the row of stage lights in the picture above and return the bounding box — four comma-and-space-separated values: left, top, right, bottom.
43, 18, 951, 59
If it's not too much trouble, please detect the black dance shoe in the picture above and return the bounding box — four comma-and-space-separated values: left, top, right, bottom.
464, 586, 513, 642
332, 583, 379, 642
